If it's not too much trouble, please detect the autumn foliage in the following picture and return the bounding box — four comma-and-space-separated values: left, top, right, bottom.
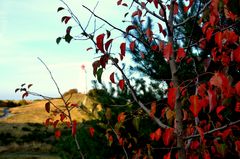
16, 0, 240, 158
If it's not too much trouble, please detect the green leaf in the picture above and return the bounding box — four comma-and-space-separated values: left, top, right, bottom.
56, 37, 61, 44
132, 117, 140, 131
65, 34, 73, 43
96, 68, 103, 83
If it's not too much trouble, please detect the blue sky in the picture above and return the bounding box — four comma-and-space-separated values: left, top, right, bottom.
0, 0, 129, 99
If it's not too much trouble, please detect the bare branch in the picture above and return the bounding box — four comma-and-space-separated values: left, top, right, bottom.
110, 57, 170, 129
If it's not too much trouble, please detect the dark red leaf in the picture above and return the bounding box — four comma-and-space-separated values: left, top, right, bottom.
132, 9, 142, 17
96, 34, 105, 53
117, 0, 122, 5
236, 81, 240, 96
27, 84, 33, 89
233, 46, 240, 62
153, 0, 158, 8
22, 92, 28, 99
122, 3, 128, 7
120, 43, 126, 57
45, 102, 50, 113
130, 41, 135, 52
215, 31, 223, 51
126, 25, 137, 34
53, 120, 59, 128
105, 39, 113, 51
61, 16, 71, 24
60, 113, 66, 121
158, 23, 163, 33
119, 79, 125, 90
146, 28, 153, 42
110, 72, 115, 84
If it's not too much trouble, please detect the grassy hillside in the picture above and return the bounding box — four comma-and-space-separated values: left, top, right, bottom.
0, 93, 101, 159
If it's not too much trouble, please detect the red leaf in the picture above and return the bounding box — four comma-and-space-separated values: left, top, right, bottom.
130, 41, 135, 52
158, 23, 163, 33
45, 102, 50, 113
216, 105, 225, 120
72, 120, 77, 136
163, 152, 171, 159
184, 0, 194, 12
176, 48, 186, 62
110, 72, 115, 84
118, 112, 126, 123
173, 2, 178, 15
150, 132, 155, 141
86, 47, 93, 51
96, 34, 105, 53
210, 72, 229, 91
167, 87, 177, 110
140, 52, 145, 59
163, 42, 173, 62
55, 130, 61, 139
61, 16, 71, 24
233, 46, 240, 63
235, 102, 240, 113
105, 39, 113, 51
153, 0, 158, 8
163, 128, 174, 146
60, 113, 66, 121
150, 101, 157, 118
117, 0, 122, 5
154, 128, 162, 141
203, 150, 211, 159
190, 140, 200, 149
196, 126, 204, 141
206, 28, 214, 41
126, 25, 137, 34
53, 120, 59, 128
146, 28, 153, 42
132, 9, 142, 17
120, 43, 126, 57
89, 127, 95, 137
189, 95, 202, 117
221, 128, 232, 141
235, 140, 240, 154
215, 32, 223, 51
207, 89, 217, 112
22, 92, 28, 99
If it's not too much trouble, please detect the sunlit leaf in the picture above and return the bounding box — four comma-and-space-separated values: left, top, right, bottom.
167, 87, 177, 110
118, 112, 126, 123
176, 48, 186, 62
163, 152, 171, 159
45, 102, 50, 113
150, 101, 157, 118
163, 128, 174, 146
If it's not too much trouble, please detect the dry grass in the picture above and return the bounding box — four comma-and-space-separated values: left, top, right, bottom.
0, 93, 100, 124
